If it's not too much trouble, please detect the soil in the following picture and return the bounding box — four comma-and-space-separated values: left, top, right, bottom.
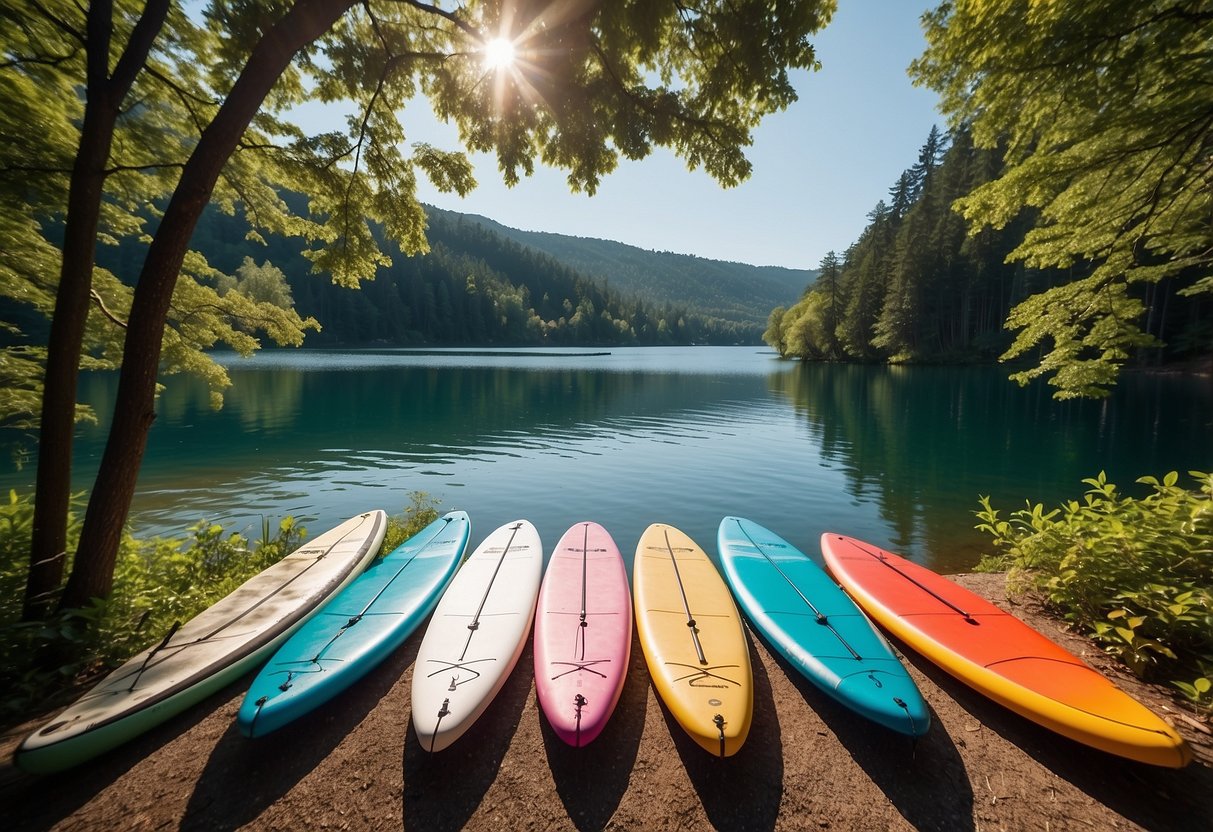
2, 573, 1210, 831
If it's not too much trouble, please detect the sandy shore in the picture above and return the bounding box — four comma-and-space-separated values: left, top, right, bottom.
2, 573, 1209, 831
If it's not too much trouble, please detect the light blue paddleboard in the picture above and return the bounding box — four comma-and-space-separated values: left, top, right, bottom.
717, 517, 930, 737
238, 511, 471, 737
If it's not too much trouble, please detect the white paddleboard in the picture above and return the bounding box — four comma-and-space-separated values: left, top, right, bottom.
16, 511, 387, 774
411, 519, 543, 752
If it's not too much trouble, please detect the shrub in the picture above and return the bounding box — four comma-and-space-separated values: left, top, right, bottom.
0, 493, 439, 727
380, 491, 442, 554
975, 471, 1213, 714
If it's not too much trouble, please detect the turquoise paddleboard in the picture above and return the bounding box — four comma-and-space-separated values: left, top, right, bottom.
717, 517, 929, 736
238, 511, 471, 737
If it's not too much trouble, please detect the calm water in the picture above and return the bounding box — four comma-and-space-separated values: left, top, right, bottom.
5, 347, 1210, 572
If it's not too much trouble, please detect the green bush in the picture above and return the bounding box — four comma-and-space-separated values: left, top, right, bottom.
976, 471, 1213, 714
380, 491, 442, 554
0, 492, 439, 727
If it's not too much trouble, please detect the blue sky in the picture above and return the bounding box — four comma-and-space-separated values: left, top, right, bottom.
400, 2, 942, 271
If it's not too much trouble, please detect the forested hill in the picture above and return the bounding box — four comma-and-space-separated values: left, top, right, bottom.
155, 199, 764, 346
8, 197, 812, 349
430, 207, 815, 327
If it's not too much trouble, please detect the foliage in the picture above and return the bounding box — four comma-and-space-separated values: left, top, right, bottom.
1, 0, 838, 425
777, 251, 845, 360
230, 257, 297, 310
975, 471, 1213, 713
911, 1, 1213, 398
1001, 277, 1158, 400
380, 492, 441, 554
0, 492, 437, 726
0, 0, 322, 421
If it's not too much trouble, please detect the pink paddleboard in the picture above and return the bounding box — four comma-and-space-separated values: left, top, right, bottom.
533, 521, 632, 746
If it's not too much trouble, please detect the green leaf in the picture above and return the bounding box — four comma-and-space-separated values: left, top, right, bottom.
1114, 627, 1137, 645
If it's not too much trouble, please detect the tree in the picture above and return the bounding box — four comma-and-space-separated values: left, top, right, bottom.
906, 124, 945, 200
231, 258, 297, 309
813, 250, 844, 359
4, 0, 318, 617
872, 128, 949, 361
838, 202, 895, 358
763, 306, 788, 355
8, 0, 838, 611
912, 0, 1213, 397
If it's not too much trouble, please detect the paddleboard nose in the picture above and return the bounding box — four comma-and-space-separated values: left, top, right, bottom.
835, 670, 931, 737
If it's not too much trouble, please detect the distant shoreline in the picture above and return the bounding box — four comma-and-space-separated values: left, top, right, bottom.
383, 349, 613, 358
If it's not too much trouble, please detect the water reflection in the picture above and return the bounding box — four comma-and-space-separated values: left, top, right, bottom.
770, 362, 1212, 565
47, 350, 792, 555
2, 349, 1207, 573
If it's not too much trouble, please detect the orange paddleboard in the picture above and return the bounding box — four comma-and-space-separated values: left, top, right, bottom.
821, 534, 1191, 768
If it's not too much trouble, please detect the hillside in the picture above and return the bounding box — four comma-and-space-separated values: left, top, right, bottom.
77, 199, 764, 347
9, 199, 811, 349
428, 207, 816, 327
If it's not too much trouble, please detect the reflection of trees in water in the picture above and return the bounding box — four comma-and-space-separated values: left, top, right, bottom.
64, 363, 770, 479
271, 365, 767, 450
227, 369, 307, 433
769, 363, 1211, 566
78, 366, 309, 436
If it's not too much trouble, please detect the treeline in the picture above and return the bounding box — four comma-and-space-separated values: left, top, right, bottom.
102, 199, 760, 347
765, 127, 1212, 364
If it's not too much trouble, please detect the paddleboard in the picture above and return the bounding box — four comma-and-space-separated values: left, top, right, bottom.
237, 511, 471, 737
633, 523, 752, 757
821, 534, 1192, 768
16, 511, 387, 774
411, 519, 542, 752
533, 521, 631, 746
718, 517, 929, 736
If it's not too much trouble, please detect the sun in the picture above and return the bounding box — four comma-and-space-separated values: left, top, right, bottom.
482, 37, 516, 71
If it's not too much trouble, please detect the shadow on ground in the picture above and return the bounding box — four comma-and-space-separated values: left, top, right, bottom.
758, 627, 976, 832
177, 631, 422, 830
400, 641, 535, 832
5, 684, 228, 832
896, 644, 1213, 830
539, 628, 647, 832
659, 630, 784, 832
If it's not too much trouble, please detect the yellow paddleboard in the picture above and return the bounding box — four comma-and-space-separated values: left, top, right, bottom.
633, 523, 753, 756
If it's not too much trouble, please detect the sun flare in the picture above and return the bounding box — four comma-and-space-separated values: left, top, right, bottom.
482, 37, 516, 71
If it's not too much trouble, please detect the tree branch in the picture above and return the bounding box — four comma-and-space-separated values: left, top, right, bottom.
90, 289, 127, 328
395, 0, 478, 39
107, 0, 170, 97
23, 0, 85, 44
0, 49, 81, 70
142, 64, 214, 135
101, 162, 186, 175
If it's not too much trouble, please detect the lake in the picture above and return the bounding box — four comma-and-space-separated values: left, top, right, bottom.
5, 347, 1210, 573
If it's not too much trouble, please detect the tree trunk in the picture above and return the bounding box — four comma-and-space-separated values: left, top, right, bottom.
26, 99, 113, 620
59, 0, 356, 610
25, 0, 169, 620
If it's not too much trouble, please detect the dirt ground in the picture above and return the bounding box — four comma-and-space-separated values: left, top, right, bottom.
2, 573, 1210, 831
